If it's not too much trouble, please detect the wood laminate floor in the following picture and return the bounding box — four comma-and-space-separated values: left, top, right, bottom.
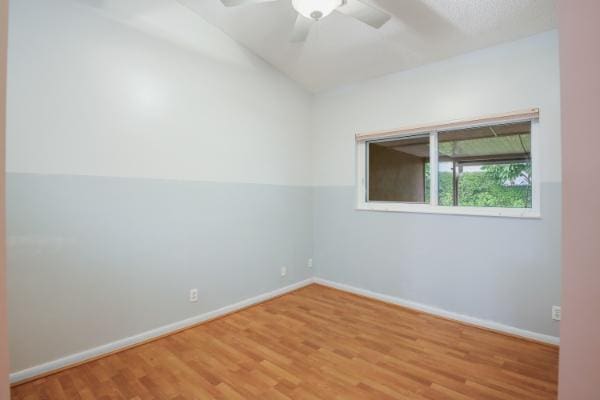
11, 284, 559, 399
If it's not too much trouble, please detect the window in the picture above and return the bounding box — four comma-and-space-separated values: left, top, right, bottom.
368, 135, 430, 203
437, 123, 532, 208
356, 110, 539, 217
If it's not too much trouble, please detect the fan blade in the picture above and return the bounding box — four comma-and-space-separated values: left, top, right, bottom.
290, 15, 313, 43
336, 0, 391, 29
221, 0, 278, 7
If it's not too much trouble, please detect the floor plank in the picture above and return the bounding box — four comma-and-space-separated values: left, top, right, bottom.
11, 284, 558, 399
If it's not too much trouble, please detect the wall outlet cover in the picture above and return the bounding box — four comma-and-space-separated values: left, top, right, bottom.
552, 305, 561, 321
189, 288, 198, 303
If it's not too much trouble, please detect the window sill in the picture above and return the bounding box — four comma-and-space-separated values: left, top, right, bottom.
355, 203, 541, 219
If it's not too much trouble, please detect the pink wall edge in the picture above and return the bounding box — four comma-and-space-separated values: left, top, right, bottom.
558, 0, 600, 398
0, 0, 9, 398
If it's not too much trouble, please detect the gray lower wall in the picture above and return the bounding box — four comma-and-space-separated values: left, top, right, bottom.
6, 173, 313, 372
313, 183, 562, 337
7, 174, 561, 372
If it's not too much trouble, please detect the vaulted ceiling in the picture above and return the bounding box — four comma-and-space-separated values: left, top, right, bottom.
180, 0, 557, 91
78, 0, 557, 92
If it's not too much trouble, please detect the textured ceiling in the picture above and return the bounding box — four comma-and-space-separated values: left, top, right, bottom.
180, 0, 557, 92
76, 0, 557, 92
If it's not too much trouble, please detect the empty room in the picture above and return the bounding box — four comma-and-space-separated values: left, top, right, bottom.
0, 0, 599, 399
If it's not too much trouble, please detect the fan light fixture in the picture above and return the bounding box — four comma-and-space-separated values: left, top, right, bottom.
292, 0, 343, 21
218, 0, 391, 43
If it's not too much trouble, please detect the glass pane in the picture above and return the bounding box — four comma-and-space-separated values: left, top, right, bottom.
438, 160, 454, 206
368, 135, 430, 203
437, 121, 532, 208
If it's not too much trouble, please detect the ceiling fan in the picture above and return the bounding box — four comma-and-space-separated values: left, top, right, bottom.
220, 0, 392, 42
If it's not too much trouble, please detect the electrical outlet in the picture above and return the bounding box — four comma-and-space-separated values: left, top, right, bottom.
189, 288, 198, 303
307, 258, 313, 268
280, 266, 287, 277
552, 305, 561, 321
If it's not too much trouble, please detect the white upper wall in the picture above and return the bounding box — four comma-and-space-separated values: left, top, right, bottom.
7, 2, 560, 188
311, 31, 561, 186
7, 0, 313, 186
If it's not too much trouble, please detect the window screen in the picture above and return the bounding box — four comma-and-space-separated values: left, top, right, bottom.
437, 122, 532, 208
368, 135, 430, 203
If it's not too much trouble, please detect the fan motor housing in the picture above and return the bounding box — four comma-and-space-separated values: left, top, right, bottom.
310, 10, 323, 20
292, 0, 345, 21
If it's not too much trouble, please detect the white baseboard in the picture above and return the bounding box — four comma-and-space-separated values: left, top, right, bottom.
11, 276, 558, 384
314, 278, 559, 346
10, 278, 314, 385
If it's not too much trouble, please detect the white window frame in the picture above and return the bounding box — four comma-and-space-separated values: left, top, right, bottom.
356, 109, 541, 218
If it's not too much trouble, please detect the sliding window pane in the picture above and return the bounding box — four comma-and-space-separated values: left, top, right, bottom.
437, 122, 532, 208
368, 135, 430, 203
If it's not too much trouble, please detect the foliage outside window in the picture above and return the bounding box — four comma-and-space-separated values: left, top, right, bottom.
365, 120, 535, 215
